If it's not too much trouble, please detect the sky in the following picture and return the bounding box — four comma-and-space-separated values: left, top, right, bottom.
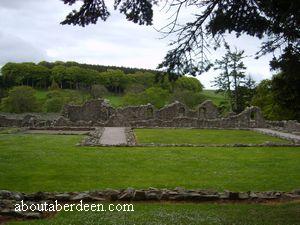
0, 0, 275, 88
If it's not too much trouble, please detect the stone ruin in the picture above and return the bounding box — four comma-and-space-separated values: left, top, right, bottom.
0, 99, 275, 129
58, 99, 269, 128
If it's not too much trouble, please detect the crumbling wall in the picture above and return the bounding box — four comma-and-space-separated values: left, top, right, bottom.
61, 99, 115, 123
156, 101, 188, 120
197, 100, 219, 119
106, 104, 155, 127
0, 99, 270, 129
0, 115, 22, 127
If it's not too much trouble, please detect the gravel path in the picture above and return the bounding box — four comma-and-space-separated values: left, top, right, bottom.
254, 128, 300, 143
99, 127, 127, 145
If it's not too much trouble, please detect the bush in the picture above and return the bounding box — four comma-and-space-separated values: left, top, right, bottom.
43, 97, 65, 112
1, 86, 40, 113
43, 90, 64, 112
170, 90, 206, 108
124, 87, 170, 108
174, 77, 203, 93
90, 85, 108, 99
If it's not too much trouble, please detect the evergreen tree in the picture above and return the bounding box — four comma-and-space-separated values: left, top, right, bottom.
213, 46, 253, 113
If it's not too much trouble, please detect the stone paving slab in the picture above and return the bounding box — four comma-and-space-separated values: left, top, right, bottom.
254, 128, 300, 143
99, 127, 127, 145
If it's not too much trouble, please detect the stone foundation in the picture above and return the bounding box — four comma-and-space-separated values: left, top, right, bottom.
1, 188, 299, 221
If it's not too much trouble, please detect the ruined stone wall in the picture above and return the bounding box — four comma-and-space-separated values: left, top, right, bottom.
0, 114, 58, 128
197, 100, 219, 119
106, 104, 155, 127
61, 99, 115, 123
156, 101, 188, 120
0, 99, 271, 129
0, 115, 21, 127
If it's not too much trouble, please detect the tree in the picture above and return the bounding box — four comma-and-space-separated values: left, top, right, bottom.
213, 48, 232, 110
1, 63, 50, 89
61, 0, 156, 27
51, 65, 67, 88
49, 79, 60, 90
251, 79, 294, 120
61, 0, 299, 77
101, 69, 131, 93
236, 75, 256, 112
229, 48, 247, 112
1, 86, 40, 113
270, 49, 300, 121
213, 46, 254, 113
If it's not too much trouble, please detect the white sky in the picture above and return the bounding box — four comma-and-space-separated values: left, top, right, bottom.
0, 0, 274, 88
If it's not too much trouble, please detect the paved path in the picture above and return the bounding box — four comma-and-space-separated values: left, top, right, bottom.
99, 127, 127, 145
254, 128, 300, 143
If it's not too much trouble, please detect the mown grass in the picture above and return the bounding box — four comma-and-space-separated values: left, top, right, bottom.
0, 134, 299, 192
8, 202, 300, 225
134, 128, 290, 145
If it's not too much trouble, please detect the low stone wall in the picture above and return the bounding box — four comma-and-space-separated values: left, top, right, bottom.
79, 127, 105, 146
0, 113, 59, 128
133, 143, 299, 147
1, 188, 299, 220
266, 120, 300, 133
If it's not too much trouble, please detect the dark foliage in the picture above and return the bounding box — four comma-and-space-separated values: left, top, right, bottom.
61, 0, 158, 26
270, 47, 300, 120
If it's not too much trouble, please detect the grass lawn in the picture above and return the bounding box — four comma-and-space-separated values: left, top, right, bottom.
8, 202, 300, 225
134, 128, 290, 145
0, 134, 299, 192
